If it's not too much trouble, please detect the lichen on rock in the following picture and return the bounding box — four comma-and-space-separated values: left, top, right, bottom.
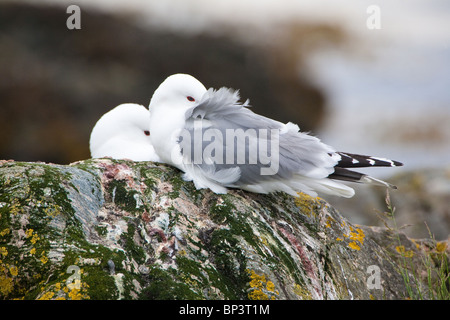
0, 159, 447, 300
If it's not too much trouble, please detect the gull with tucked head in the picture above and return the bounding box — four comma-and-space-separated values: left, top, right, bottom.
90, 103, 160, 162
148, 73, 402, 198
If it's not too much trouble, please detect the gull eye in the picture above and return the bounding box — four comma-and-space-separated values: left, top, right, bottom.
144, 130, 150, 136
187, 96, 195, 102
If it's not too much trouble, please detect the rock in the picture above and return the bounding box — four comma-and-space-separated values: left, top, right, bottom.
327, 167, 450, 241
1, 159, 448, 300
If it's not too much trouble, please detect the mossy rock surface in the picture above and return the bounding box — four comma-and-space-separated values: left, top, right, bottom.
0, 159, 446, 300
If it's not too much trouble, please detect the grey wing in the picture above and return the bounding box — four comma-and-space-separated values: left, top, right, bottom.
180, 87, 339, 187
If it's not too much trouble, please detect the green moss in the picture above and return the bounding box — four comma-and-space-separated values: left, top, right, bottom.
0, 162, 133, 299
82, 267, 118, 300
207, 194, 310, 292
161, 167, 204, 200
56, 244, 134, 300
121, 223, 146, 265
140, 267, 202, 300
107, 180, 139, 213
176, 256, 207, 281
174, 255, 214, 297
210, 196, 260, 249
209, 197, 234, 224
0, 163, 81, 299
95, 225, 107, 237
206, 229, 249, 299
133, 164, 159, 191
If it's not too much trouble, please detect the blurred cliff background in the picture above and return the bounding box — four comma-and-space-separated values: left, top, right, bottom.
0, 0, 449, 240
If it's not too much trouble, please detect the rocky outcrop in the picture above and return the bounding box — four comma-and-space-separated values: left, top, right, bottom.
1, 159, 448, 300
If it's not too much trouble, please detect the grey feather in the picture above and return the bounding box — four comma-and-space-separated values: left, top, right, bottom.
178, 88, 338, 189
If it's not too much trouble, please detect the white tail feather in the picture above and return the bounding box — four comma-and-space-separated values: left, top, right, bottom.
361, 175, 397, 189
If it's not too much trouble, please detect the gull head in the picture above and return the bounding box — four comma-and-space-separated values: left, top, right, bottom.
149, 73, 207, 113
90, 103, 159, 161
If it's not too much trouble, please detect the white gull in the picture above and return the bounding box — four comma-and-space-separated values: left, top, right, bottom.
90, 103, 161, 162
148, 74, 402, 198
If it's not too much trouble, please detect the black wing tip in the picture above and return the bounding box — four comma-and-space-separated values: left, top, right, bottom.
329, 168, 400, 190
335, 152, 404, 168
392, 160, 403, 167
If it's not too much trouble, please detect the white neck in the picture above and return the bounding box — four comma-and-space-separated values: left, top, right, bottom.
149, 104, 187, 165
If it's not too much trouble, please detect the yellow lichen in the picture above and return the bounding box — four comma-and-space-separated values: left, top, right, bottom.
43, 204, 62, 217
293, 283, 312, 300
67, 282, 90, 300
0, 275, 14, 296
8, 199, 23, 215
325, 216, 335, 228
348, 241, 361, 251
348, 226, 365, 245
0, 247, 8, 257
259, 236, 269, 246
25, 228, 34, 238
30, 233, 40, 245
68, 288, 82, 300
26, 229, 41, 245
0, 260, 15, 296
248, 289, 269, 300
266, 281, 275, 292
246, 269, 279, 300
249, 270, 265, 289
294, 193, 321, 217
411, 239, 421, 250
337, 224, 365, 251
40, 255, 49, 264
0, 228, 10, 237
9, 266, 18, 276
395, 245, 414, 258
436, 241, 447, 253
38, 280, 90, 300
38, 291, 55, 300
